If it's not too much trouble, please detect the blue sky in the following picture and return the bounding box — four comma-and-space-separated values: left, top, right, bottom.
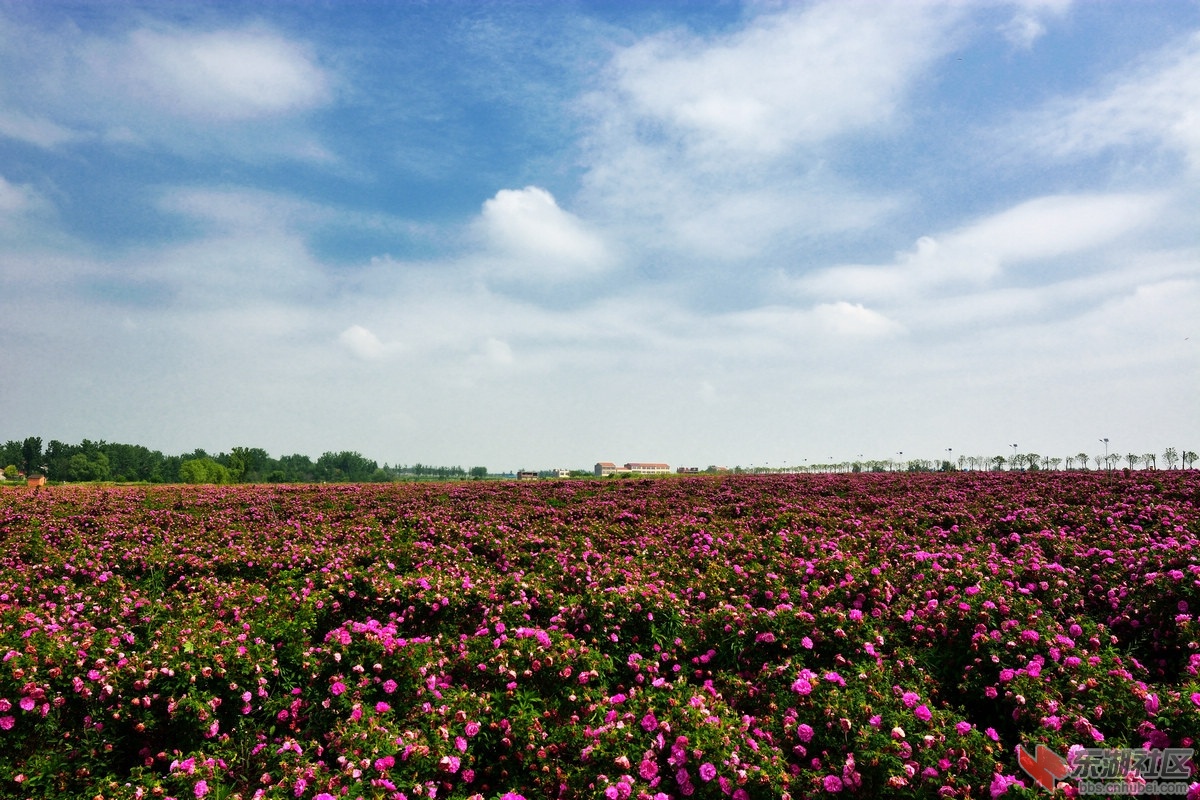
1, 0, 1198, 471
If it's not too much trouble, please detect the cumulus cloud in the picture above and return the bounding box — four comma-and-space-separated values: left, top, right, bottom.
476, 186, 610, 280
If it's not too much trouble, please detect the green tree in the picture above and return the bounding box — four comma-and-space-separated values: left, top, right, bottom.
230, 447, 272, 482
1126, 453, 1140, 470
179, 457, 233, 484
1163, 447, 1179, 469
469, 466, 488, 479
1076, 452, 1090, 470
67, 451, 111, 482
1184, 451, 1198, 469
21, 436, 42, 475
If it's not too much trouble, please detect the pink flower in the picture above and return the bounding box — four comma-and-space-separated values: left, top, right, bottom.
699, 763, 717, 782
823, 775, 844, 792
382, 679, 398, 693
641, 712, 658, 732
902, 691, 920, 708
465, 721, 481, 736
375, 701, 391, 713
18, 697, 34, 712
914, 705, 932, 722
330, 681, 346, 696
797, 723, 814, 742
0, 716, 13, 730
639, 760, 658, 780
194, 780, 209, 798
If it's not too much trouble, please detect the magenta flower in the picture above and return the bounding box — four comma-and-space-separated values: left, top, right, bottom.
797, 723, 814, 742
823, 774, 844, 792
194, 780, 209, 798
914, 704, 932, 722
699, 763, 717, 781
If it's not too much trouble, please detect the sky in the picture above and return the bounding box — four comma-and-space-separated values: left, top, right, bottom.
1, 0, 1198, 472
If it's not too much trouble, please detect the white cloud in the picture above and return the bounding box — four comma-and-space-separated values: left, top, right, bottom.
608, 1, 963, 158
812, 301, 904, 338
479, 337, 515, 366
0, 14, 334, 161
476, 186, 610, 279
999, 0, 1073, 49
0, 175, 32, 214
338, 325, 392, 360
1019, 30, 1200, 168
120, 27, 332, 121
0, 110, 80, 148
576, 0, 958, 266
801, 192, 1166, 302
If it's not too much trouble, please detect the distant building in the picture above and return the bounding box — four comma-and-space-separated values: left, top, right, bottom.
26, 474, 46, 487
625, 462, 670, 475
516, 471, 539, 481
552, 469, 571, 478
595, 461, 671, 476
677, 466, 700, 474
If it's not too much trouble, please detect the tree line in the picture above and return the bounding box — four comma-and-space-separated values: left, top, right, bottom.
0, 437, 485, 485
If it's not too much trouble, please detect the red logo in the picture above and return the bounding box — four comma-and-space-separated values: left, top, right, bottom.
1017, 744, 1072, 791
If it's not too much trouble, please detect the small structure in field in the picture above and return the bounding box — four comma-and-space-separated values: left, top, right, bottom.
516, 471, 539, 481
26, 474, 46, 487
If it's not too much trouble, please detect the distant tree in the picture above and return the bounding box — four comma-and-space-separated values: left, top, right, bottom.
316, 451, 378, 482
1049, 457, 1062, 470
1163, 447, 1179, 469
991, 456, 1006, 471
1183, 450, 1198, 469
1076, 452, 1090, 470
229, 446, 272, 483
21, 437, 42, 475
3, 465, 19, 480
469, 466, 488, 480
179, 457, 233, 485
1126, 453, 1140, 470
0, 441, 22, 471
1106, 453, 1121, 471
1093, 455, 1103, 470
67, 451, 110, 482
1142, 452, 1157, 470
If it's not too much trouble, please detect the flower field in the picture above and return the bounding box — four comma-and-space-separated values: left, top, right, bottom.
1, 472, 1199, 799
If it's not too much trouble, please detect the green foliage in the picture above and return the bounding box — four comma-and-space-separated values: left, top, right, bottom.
179, 457, 233, 484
